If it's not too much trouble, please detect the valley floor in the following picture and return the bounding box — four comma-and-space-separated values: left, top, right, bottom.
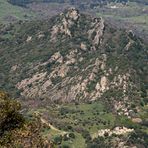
22, 100, 148, 148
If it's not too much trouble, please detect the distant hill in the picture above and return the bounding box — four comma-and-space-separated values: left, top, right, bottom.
3, 0, 147, 42
7, 0, 148, 7
0, 0, 36, 23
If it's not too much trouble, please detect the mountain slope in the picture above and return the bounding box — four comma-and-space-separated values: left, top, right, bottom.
0, 8, 147, 116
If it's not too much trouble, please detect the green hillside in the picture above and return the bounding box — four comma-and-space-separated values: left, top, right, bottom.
0, 0, 35, 23
0, 7, 147, 148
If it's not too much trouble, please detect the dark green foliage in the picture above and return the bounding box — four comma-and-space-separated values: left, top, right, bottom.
87, 81, 97, 93
0, 91, 45, 147
69, 132, 75, 139
128, 129, 148, 147
81, 130, 91, 140
86, 136, 110, 148
0, 91, 24, 136
62, 144, 70, 148
54, 135, 62, 144
115, 116, 140, 129
51, 76, 62, 85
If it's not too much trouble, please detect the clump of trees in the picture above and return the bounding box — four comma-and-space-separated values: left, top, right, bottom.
53, 132, 75, 146
0, 91, 24, 136
0, 91, 45, 147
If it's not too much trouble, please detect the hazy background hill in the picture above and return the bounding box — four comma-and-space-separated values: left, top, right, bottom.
7, 0, 148, 6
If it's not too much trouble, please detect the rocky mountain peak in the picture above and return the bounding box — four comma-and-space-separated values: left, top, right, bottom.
65, 7, 80, 21
50, 7, 104, 47
0, 8, 147, 118
50, 7, 80, 41
88, 17, 104, 48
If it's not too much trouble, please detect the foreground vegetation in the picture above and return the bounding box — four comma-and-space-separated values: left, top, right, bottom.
0, 89, 147, 147
22, 99, 148, 148
0, 91, 50, 147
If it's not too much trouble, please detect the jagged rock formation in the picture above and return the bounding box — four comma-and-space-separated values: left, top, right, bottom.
51, 8, 80, 41
0, 8, 147, 116
88, 17, 104, 46
92, 127, 134, 138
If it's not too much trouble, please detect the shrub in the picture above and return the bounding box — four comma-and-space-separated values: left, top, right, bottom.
53, 135, 62, 145
62, 144, 70, 148
69, 133, 75, 139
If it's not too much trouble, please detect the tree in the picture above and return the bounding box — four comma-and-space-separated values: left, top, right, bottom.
54, 135, 62, 144
0, 91, 45, 147
69, 132, 75, 139
0, 91, 24, 135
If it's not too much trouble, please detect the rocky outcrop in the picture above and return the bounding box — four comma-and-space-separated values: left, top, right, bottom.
26, 36, 32, 42
16, 50, 133, 109
92, 127, 134, 138
88, 17, 105, 46
50, 7, 80, 41
50, 7, 104, 49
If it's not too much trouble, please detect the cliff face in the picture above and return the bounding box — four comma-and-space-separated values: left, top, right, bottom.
0, 8, 147, 116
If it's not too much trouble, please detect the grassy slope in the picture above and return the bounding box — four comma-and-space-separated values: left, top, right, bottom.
24, 101, 148, 147
26, 102, 116, 147
0, 0, 35, 23
95, 2, 148, 40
